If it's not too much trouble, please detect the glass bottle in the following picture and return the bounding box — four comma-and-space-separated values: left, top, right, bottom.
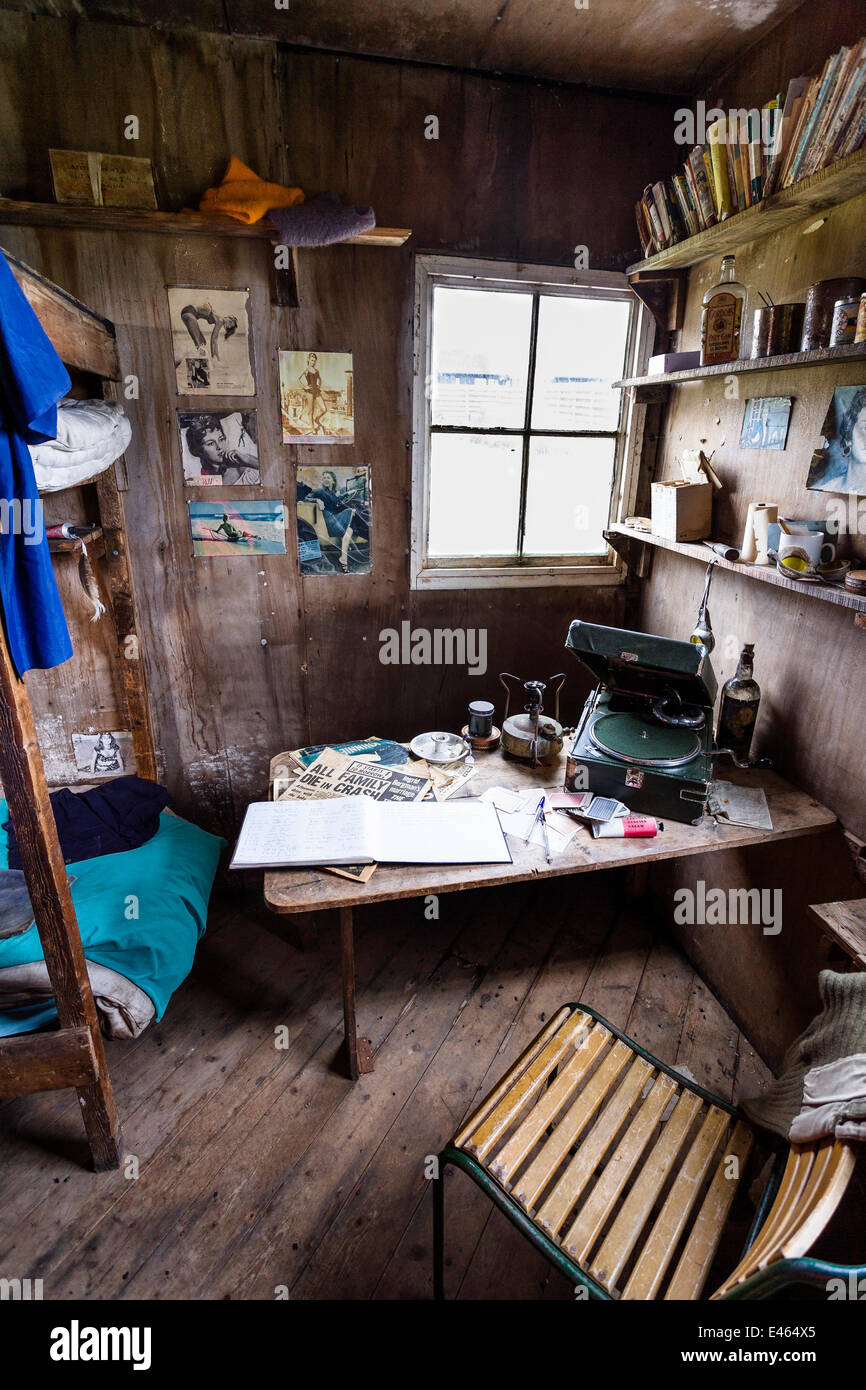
716, 643, 760, 759
700, 255, 746, 366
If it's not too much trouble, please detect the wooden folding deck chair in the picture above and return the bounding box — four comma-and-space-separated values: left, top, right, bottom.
434, 1003, 863, 1300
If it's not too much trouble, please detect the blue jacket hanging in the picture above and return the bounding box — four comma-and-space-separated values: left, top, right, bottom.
0, 251, 73, 675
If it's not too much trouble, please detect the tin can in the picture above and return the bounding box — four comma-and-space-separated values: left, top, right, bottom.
766, 302, 805, 356
830, 296, 860, 346
750, 306, 771, 359
855, 292, 866, 345
802, 277, 866, 350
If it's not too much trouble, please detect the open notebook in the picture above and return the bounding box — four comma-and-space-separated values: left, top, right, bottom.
230, 795, 512, 870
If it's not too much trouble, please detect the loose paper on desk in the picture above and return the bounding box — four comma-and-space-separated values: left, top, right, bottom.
707, 780, 773, 830
231, 795, 511, 869
480, 787, 577, 855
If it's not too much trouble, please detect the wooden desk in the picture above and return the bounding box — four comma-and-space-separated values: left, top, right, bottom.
264, 750, 836, 1079
809, 899, 866, 969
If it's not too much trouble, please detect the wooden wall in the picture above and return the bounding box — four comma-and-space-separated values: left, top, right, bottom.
0, 13, 680, 830
639, 3, 866, 1063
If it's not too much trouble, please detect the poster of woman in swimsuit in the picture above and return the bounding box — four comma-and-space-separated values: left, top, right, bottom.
167, 287, 256, 396
279, 350, 354, 443
188, 501, 286, 557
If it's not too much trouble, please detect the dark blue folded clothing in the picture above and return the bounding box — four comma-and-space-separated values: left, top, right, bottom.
4, 776, 170, 868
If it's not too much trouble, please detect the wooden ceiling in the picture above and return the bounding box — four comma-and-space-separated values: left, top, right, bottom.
4, 0, 809, 94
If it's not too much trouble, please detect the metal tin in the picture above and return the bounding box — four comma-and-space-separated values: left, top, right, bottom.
801, 277, 866, 351
750, 306, 772, 359
766, 301, 805, 356
830, 296, 860, 347
855, 292, 866, 345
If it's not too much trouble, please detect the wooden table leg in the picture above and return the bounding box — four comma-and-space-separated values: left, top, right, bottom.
339, 906, 374, 1080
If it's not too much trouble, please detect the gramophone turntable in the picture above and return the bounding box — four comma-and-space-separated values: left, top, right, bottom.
564, 620, 716, 825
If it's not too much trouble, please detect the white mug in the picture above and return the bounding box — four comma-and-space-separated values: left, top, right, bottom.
778, 533, 835, 566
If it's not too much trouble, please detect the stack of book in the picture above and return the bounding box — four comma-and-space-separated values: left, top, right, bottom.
635, 35, 866, 258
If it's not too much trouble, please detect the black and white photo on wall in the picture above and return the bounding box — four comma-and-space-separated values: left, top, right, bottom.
177, 410, 260, 486
166, 287, 256, 396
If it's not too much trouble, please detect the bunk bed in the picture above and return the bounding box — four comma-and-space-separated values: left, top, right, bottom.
0, 253, 155, 1169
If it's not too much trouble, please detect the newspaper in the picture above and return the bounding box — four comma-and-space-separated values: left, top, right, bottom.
274, 747, 432, 881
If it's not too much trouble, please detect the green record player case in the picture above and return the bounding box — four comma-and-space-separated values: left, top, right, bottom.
564, 620, 717, 825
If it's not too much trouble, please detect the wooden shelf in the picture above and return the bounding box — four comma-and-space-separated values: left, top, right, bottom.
6, 249, 119, 380
627, 147, 866, 275
809, 899, 866, 968
605, 523, 866, 625
615, 340, 866, 390
0, 199, 411, 246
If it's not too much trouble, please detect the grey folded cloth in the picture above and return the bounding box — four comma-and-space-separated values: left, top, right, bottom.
789, 1053, 866, 1142
268, 191, 376, 246
740, 971, 866, 1141
0, 870, 34, 939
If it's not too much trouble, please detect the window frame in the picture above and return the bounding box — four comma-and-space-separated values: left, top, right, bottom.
411, 255, 652, 590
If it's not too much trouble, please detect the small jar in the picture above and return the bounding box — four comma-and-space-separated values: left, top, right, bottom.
830, 296, 860, 346
467, 700, 494, 739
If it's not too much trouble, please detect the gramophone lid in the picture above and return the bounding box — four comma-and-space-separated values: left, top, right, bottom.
565, 620, 717, 706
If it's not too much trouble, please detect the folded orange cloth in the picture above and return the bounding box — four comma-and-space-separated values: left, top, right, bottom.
198, 157, 304, 225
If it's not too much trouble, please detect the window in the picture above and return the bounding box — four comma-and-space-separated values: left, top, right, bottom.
411, 257, 650, 589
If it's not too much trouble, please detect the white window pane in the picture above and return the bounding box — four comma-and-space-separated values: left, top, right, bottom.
530, 295, 630, 432
431, 287, 532, 429
428, 433, 522, 556
522, 436, 615, 556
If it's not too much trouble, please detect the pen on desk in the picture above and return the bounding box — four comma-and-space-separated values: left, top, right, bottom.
524, 794, 545, 845
542, 806, 552, 863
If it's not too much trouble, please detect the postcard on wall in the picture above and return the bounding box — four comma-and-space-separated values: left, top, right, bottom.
279, 350, 354, 443
806, 385, 866, 495
178, 409, 260, 486
296, 464, 371, 574
49, 149, 157, 209
167, 287, 255, 396
738, 396, 792, 451
188, 500, 286, 556
72, 731, 134, 778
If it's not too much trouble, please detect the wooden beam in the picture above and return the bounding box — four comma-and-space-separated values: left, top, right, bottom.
0, 620, 122, 1169
3, 247, 120, 380
0, 1028, 98, 1097
95, 460, 158, 782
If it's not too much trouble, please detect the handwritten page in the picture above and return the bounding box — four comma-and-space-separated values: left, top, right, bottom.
231, 797, 373, 869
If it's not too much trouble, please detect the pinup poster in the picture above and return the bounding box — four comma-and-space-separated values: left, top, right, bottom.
807, 385, 866, 496
167, 287, 256, 396
72, 731, 133, 778
296, 465, 371, 575
188, 501, 286, 557
177, 410, 260, 486
279, 350, 354, 443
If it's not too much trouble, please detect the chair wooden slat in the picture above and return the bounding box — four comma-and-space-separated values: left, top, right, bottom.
562, 1072, 678, 1266
536, 1055, 654, 1239
489, 1024, 610, 1185
713, 1139, 856, 1296
665, 1121, 754, 1301
590, 1088, 703, 1292
458, 1006, 586, 1156
510, 1038, 632, 1210
622, 1105, 730, 1300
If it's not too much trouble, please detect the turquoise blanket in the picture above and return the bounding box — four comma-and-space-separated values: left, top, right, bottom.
0, 801, 224, 1034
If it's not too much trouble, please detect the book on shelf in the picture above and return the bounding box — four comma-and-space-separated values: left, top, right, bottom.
633, 33, 866, 260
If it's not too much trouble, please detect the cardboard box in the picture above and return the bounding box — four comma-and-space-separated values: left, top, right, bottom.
651, 479, 712, 542
647, 351, 701, 375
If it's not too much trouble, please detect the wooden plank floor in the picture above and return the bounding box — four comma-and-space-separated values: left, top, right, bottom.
0, 875, 770, 1300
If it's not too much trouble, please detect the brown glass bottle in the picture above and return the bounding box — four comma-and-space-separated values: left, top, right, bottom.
717, 643, 760, 759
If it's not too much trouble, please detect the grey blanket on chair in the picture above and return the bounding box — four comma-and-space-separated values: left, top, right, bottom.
740, 970, 866, 1140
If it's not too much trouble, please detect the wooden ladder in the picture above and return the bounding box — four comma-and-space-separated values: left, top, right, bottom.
0, 620, 122, 1170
